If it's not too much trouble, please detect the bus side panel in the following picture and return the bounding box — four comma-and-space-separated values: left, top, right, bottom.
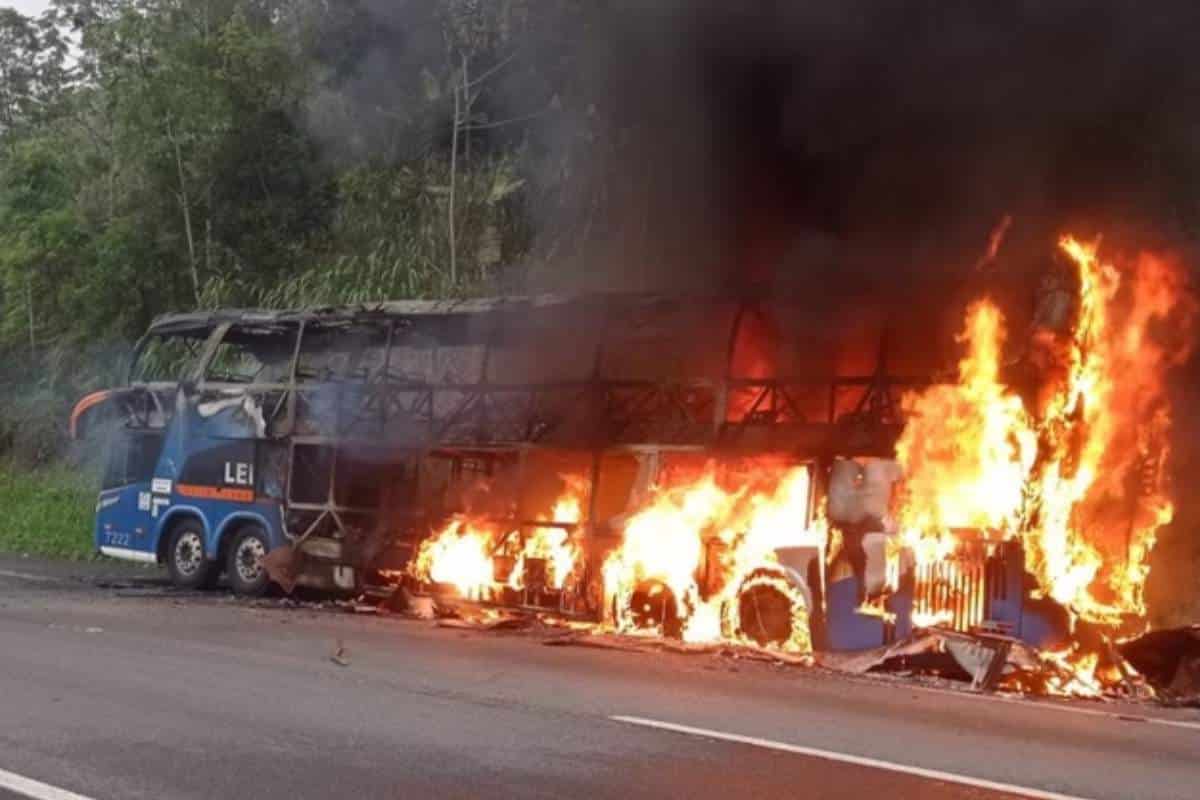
95, 426, 171, 562
154, 499, 284, 559
95, 485, 157, 561
160, 431, 286, 561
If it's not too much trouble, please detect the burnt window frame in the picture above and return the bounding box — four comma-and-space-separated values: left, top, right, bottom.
294, 319, 395, 385
196, 321, 302, 390
128, 331, 208, 387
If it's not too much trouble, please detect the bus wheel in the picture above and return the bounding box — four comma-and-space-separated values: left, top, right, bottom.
166, 520, 216, 590
226, 526, 271, 597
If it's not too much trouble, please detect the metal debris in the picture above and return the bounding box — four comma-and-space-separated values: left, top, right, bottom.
261, 546, 299, 595
436, 616, 533, 632
542, 630, 814, 666
817, 627, 1044, 693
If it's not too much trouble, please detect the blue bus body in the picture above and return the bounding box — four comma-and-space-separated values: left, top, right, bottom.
94, 425, 286, 570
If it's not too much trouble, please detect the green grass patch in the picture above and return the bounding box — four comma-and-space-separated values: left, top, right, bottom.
0, 464, 97, 559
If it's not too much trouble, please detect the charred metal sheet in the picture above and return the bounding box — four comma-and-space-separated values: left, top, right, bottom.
261, 545, 299, 594
818, 627, 1042, 693
938, 630, 1016, 691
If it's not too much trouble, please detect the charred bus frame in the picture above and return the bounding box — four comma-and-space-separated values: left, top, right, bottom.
88, 294, 1066, 651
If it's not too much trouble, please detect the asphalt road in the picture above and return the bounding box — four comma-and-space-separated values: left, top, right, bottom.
0, 558, 1197, 800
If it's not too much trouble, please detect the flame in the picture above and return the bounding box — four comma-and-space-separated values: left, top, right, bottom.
410, 476, 586, 598
411, 518, 497, 599
731, 568, 814, 653
911, 609, 954, 628
509, 474, 586, 591
1036, 648, 1103, 697
1024, 237, 1194, 624
510, 526, 580, 591
603, 464, 819, 653
896, 300, 1038, 564
895, 234, 1195, 641
404, 231, 1192, 695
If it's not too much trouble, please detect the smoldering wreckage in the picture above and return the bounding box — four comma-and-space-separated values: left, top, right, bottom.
73, 234, 1200, 704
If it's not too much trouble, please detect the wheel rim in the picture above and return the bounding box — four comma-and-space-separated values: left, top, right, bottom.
174, 532, 205, 576
235, 536, 266, 583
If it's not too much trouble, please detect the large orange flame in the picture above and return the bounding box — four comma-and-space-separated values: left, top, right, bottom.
603, 464, 820, 653
896, 300, 1037, 564
407, 232, 1192, 691
897, 234, 1195, 630
409, 476, 586, 598
410, 518, 498, 599
1024, 237, 1193, 623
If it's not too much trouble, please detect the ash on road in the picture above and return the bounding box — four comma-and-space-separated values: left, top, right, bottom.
0, 558, 1196, 800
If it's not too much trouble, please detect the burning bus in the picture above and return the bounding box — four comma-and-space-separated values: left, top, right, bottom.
71, 236, 1195, 675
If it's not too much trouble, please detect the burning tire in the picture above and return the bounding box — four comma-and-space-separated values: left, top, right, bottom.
730, 567, 812, 653
623, 579, 684, 639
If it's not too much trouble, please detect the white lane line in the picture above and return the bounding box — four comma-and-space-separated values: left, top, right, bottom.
0, 767, 96, 800
611, 715, 1092, 800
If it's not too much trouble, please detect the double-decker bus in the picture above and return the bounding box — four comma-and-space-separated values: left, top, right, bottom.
71, 295, 1064, 652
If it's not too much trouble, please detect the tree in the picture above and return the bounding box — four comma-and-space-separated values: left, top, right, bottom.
0, 8, 69, 141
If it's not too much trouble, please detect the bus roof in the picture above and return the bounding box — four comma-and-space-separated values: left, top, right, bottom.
146, 290, 965, 379
147, 294, 633, 337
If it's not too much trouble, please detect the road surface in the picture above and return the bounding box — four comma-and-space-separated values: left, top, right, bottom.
0, 557, 1197, 800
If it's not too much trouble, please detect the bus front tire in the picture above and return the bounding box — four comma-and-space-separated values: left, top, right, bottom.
226, 526, 272, 597
166, 521, 217, 590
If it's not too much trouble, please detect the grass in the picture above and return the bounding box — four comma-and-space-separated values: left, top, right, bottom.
0, 464, 97, 559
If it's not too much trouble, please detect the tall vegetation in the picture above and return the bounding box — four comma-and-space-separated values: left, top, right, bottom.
0, 0, 590, 462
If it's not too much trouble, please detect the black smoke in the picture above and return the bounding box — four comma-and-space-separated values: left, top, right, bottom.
559, 1, 1200, 297
304, 0, 1200, 618
309, 1, 1200, 296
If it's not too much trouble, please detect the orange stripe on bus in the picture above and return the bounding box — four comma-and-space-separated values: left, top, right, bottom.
176, 484, 255, 503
